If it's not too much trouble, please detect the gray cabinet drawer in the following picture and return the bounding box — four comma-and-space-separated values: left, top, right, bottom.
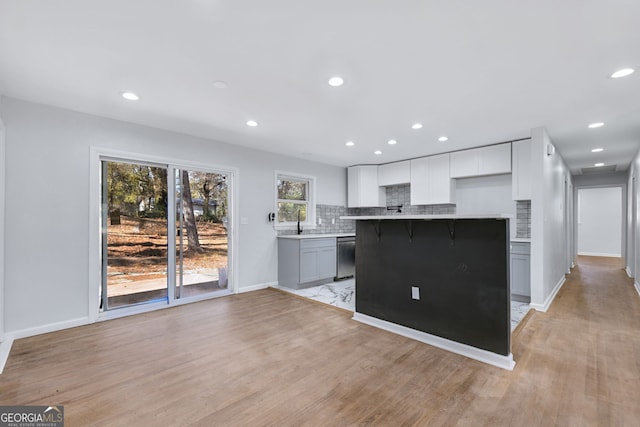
300, 238, 336, 250
511, 242, 530, 255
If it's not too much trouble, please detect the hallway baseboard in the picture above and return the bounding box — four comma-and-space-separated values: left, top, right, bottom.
530, 276, 566, 312
626, 266, 633, 278
635, 280, 640, 297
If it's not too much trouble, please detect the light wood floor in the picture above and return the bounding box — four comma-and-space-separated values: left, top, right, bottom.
1, 256, 639, 426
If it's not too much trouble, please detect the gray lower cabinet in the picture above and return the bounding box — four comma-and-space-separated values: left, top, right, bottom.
278, 237, 337, 289
510, 242, 530, 298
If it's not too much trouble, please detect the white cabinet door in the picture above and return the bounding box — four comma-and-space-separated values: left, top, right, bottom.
450, 143, 511, 178
479, 143, 511, 175
450, 148, 479, 178
512, 140, 532, 200
378, 160, 410, 186
410, 154, 455, 205
348, 165, 386, 207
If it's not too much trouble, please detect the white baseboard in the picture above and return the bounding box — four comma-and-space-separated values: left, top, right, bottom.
352, 312, 515, 371
238, 281, 277, 293
530, 276, 566, 313
635, 280, 640, 297
577, 252, 621, 258
0, 317, 89, 374
0, 338, 14, 374
8, 317, 90, 341
626, 266, 633, 278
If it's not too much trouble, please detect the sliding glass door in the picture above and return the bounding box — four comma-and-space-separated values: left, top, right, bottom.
175, 169, 229, 299
101, 160, 169, 308
100, 159, 231, 311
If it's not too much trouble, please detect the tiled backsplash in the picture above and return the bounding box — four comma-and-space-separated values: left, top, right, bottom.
277, 184, 457, 236
277, 204, 355, 235
516, 200, 531, 238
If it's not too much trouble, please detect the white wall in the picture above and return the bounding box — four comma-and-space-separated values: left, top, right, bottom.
628, 167, 638, 278
455, 174, 517, 238
0, 96, 347, 334
577, 187, 622, 257
627, 150, 640, 286
530, 127, 572, 311
0, 115, 5, 341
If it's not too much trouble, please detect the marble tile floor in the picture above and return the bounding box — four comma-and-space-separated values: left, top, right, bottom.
273, 280, 531, 332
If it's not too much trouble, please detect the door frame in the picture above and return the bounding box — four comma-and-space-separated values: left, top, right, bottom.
574, 184, 626, 259
89, 147, 239, 322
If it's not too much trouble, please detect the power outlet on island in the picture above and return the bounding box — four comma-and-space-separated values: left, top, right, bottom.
411, 286, 420, 300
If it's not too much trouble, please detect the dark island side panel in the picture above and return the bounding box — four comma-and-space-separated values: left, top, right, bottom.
355, 219, 510, 356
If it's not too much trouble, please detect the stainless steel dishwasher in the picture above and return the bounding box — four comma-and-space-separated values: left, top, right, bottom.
336, 236, 356, 279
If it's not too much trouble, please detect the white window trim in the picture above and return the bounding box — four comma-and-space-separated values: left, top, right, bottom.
89, 147, 239, 323
274, 170, 316, 230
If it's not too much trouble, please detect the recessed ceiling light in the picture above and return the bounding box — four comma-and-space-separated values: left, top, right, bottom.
328, 76, 344, 87
387, 139, 397, 145
594, 163, 605, 167
345, 141, 355, 147
588, 122, 604, 129
374, 150, 382, 155
591, 148, 604, 152
213, 81, 228, 89
121, 91, 139, 101
246, 120, 258, 127
438, 136, 448, 142
611, 68, 635, 79
411, 123, 423, 130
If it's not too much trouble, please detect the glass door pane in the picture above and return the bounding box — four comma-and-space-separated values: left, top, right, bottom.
175, 169, 229, 299
101, 160, 169, 309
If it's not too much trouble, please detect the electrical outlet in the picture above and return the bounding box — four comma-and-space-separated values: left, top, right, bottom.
411, 286, 420, 300
331, 218, 335, 224
318, 218, 322, 225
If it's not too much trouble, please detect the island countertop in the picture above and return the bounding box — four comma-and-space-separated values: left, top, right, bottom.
340, 214, 513, 220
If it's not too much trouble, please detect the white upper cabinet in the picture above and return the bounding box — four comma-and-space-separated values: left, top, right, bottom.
410, 153, 455, 205
450, 149, 478, 178
512, 139, 533, 200
479, 143, 512, 175
378, 160, 410, 187
348, 165, 386, 207
450, 143, 512, 178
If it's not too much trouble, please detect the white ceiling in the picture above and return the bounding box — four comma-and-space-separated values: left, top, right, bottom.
1, 1, 639, 173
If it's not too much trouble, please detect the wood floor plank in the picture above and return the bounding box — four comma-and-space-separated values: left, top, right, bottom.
1, 255, 640, 425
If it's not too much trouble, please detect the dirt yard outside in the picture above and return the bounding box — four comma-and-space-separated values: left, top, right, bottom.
106, 215, 228, 295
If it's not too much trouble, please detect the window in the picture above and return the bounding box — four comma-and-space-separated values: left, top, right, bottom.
275, 172, 315, 228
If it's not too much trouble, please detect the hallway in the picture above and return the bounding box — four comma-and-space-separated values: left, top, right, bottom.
509, 255, 640, 424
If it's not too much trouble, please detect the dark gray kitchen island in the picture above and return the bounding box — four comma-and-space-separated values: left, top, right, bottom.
341, 214, 515, 370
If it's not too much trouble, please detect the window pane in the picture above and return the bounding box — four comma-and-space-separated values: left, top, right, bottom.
277, 179, 307, 201
277, 202, 307, 222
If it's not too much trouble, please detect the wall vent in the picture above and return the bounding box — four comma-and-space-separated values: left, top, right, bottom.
579, 165, 618, 175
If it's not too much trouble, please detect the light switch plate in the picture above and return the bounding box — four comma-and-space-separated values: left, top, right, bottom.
411, 286, 420, 300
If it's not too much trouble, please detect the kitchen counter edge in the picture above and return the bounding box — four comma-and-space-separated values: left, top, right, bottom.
277, 233, 356, 240
339, 214, 514, 220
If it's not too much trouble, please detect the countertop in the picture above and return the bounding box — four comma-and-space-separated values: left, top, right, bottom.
277, 233, 355, 240
340, 214, 514, 220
